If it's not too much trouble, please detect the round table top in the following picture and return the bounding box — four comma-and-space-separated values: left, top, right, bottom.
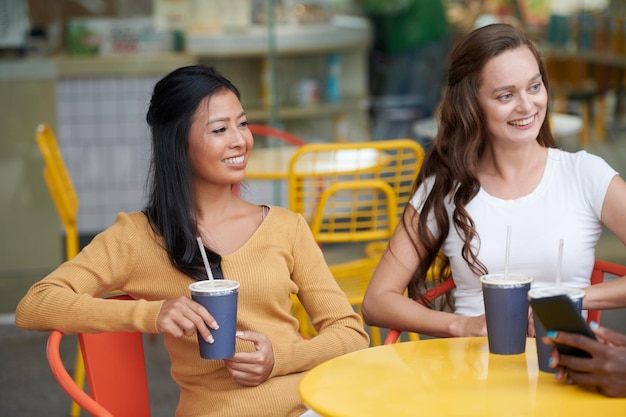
245, 147, 385, 180
299, 337, 626, 417
246, 147, 297, 180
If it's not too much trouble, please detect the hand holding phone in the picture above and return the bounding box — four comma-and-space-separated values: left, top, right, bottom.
529, 294, 596, 358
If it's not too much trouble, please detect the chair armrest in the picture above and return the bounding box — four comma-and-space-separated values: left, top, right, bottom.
47, 330, 114, 417
383, 278, 457, 344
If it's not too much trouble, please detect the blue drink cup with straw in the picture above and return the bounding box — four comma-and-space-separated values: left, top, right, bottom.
480, 225, 533, 355
529, 286, 585, 372
528, 238, 586, 371
481, 273, 533, 355
189, 279, 240, 359
191, 237, 240, 359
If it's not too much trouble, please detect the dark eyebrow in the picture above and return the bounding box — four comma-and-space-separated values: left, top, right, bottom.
491, 73, 542, 94
207, 111, 246, 126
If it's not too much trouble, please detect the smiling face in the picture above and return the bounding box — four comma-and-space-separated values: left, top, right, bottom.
478, 45, 548, 146
188, 88, 253, 189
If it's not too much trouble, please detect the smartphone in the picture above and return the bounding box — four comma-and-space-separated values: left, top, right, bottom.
530, 294, 596, 357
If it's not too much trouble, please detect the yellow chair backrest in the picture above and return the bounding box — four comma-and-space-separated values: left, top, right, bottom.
287, 139, 424, 244
35, 123, 79, 259
287, 139, 425, 346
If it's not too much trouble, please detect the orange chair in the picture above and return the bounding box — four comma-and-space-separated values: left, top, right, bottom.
46, 295, 151, 417
383, 259, 626, 344
589, 260, 626, 324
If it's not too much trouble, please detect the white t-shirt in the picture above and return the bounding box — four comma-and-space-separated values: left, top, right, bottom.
410, 148, 618, 316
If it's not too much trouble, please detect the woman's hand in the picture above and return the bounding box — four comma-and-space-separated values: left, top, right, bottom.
527, 309, 536, 338
156, 297, 218, 343
545, 324, 626, 397
224, 331, 275, 386
453, 314, 487, 337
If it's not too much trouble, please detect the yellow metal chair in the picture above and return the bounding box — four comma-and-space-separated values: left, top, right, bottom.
35, 123, 84, 417
35, 124, 79, 260
287, 139, 425, 345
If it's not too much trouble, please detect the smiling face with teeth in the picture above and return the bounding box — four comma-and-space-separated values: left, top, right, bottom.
188, 88, 253, 189
478, 45, 548, 146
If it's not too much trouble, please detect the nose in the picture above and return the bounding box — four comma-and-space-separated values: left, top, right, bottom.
516, 92, 533, 113
229, 126, 247, 148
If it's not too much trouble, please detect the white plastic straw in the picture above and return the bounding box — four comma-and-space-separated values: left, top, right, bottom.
196, 236, 215, 280
555, 238, 564, 287
503, 225, 512, 279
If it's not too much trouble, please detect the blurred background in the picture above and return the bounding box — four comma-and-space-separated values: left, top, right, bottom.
1, 0, 626, 415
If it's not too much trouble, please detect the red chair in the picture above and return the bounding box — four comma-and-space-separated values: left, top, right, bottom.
46, 295, 151, 417
248, 123, 306, 147
383, 278, 456, 345
383, 259, 626, 344
589, 260, 626, 324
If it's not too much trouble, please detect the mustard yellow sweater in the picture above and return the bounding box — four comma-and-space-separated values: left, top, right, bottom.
15, 207, 369, 416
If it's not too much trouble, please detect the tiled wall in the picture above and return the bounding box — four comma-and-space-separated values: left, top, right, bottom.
54, 75, 284, 235
56, 76, 160, 233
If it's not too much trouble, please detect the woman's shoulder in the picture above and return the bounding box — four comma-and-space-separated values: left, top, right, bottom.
265, 205, 304, 223
549, 148, 616, 173
98, 211, 154, 241
113, 211, 150, 228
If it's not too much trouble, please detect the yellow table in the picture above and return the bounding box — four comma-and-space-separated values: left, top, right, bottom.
245, 146, 385, 180
246, 147, 297, 180
300, 337, 626, 417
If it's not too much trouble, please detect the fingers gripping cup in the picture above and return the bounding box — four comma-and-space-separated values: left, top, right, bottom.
480, 274, 533, 355
189, 280, 240, 360
528, 286, 585, 372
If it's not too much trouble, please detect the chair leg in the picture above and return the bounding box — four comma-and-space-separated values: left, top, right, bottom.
70, 345, 84, 417
368, 325, 382, 346
594, 95, 606, 142
408, 332, 420, 342
580, 101, 590, 147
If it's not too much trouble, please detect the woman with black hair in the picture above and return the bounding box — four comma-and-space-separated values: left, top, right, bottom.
16, 65, 369, 417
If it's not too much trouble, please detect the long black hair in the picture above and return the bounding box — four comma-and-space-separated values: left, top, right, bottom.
144, 65, 239, 280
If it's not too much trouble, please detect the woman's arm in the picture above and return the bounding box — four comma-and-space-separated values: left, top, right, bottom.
583, 175, 626, 310
362, 205, 486, 338
268, 214, 370, 378
14, 213, 164, 334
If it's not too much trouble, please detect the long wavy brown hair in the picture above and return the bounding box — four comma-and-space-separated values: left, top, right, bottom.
404, 24, 556, 307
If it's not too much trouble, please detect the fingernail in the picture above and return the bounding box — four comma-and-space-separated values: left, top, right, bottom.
211, 322, 219, 330
590, 321, 599, 329
235, 331, 244, 337
207, 334, 214, 344
547, 331, 557, 338
548, 357, 554, 367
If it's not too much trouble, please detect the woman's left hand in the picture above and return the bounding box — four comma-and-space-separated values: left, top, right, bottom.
224, 331, 275, 386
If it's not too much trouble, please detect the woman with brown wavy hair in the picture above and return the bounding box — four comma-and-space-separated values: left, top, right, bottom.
362, 23, 626, 338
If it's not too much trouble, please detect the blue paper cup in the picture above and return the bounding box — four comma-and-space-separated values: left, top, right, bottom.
189, 279, 240, 360
529, 286, 585, 372
481, 274, 533, 355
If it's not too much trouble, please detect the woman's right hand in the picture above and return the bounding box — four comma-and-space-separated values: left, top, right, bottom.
157, 296, 219, 342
